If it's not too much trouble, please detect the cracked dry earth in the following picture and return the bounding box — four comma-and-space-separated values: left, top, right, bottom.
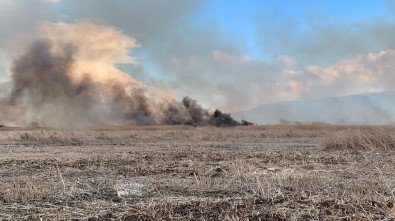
0, 126, 395, 220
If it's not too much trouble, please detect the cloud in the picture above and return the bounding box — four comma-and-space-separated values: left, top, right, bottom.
255, 9, 395, 66
195, 47, 395, 110
277, 49, 395, 101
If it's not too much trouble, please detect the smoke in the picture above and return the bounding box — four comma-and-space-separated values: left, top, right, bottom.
159, 96, 241, 127
4, 1, 395, 125
0, 21, 240, 128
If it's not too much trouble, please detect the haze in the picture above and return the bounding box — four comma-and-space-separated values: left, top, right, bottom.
1, 0, 395, 126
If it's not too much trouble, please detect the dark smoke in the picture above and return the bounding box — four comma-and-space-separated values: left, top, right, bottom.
210, 109, 241, 127
3, 38, 242, 128
162, 97, 242, 127
8, 39, 157, 127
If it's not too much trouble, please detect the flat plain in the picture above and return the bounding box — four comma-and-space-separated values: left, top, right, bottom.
0, 125, 395, 220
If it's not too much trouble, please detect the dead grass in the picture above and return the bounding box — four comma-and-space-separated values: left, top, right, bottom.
321, 127, 395, 151
0, 127, 323, 146
0, 125, 395, 220
0, 176, 60, 203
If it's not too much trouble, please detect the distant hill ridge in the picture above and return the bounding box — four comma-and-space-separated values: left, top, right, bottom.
233, 92, 395, 125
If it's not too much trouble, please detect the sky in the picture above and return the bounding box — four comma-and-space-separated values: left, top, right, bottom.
1, 0, 395, 112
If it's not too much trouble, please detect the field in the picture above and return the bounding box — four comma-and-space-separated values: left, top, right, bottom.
1, 125, 395, 220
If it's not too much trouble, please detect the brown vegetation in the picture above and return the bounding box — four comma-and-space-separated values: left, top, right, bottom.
0, 125, 395, 220
321, 127, 395, 151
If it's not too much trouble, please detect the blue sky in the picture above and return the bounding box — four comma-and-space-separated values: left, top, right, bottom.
2, 0, 395, 111
196, 0, 390, 58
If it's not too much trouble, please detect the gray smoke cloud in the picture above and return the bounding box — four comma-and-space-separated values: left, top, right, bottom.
0, 0, 59, 80
0, 21, 240, 128
3, 1, 395, 125
8, 39, 155, 127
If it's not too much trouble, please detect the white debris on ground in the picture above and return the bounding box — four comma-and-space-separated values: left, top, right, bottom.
114, 182, 146, 197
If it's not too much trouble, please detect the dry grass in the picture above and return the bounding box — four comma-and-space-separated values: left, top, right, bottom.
321, 127, 395, 151
0, 125, 395, 220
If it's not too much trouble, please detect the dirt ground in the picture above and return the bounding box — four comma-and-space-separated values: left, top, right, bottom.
0, 125, 395, 220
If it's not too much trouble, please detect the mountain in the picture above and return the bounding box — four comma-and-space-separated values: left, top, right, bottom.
233, 92, 395, 125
